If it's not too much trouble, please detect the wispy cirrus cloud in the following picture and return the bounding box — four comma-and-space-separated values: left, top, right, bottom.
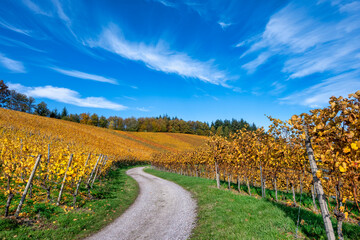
22, 0, 52, 16
218, 21, 232, 29
86, 25, 230, 86
153, 0, 177, 8
0, 54, 26, 73
0, 18, 32, 36
8, 83, 127, 110
123, 96, 137, 101
0, 36, 45, 52
136, 107, 151, 112
51, 0, 71, 26
22, 0, 78, 41
240, 1, 360, 78
280, 70, 360, 107
50, 67, 118, 85
241, 52, 270, 73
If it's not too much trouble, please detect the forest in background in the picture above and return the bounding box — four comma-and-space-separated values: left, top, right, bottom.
0, 80, 256, 136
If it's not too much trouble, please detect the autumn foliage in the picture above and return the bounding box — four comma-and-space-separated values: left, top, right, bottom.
0, 108, 206, 218
152, 91, 360, 238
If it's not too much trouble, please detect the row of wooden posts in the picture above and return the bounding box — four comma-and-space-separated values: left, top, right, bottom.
6, 150, 108, 218
154, 130, 336, 240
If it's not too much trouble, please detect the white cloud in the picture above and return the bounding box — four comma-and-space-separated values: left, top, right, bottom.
49, 0, 78, 40
123, 96, 137, 101
0, 54, 26, 73
0, 18, 32, 36
51, 0, 71, 25
23, 0, 52, 16
218, 21, 232, 29
136, 107, 150, 112
269, 81, 286, 95
280, 70, 360, 107
339, 1, 360, 13
154, 0, 177, 8
235, 35, 261, 48
0, 36, 45, 52
242, 52, 270, 73
241, 1, 360, 77
86, 26, 229, 86
8, 83, 127, 110
283, 37, 360, 78
50, 67, 118, 85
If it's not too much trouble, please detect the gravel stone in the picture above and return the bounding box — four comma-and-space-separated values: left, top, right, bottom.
86, 167, 197, 240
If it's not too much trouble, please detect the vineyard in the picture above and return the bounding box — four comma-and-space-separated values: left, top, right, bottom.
152, 91, 360, 240
0, 108, 206, 221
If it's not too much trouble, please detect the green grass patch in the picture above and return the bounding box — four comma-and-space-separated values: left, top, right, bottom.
145, 168, 360, 240
0, 165, 139, 240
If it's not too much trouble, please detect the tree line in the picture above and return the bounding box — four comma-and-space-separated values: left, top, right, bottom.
0, 80, 256, 136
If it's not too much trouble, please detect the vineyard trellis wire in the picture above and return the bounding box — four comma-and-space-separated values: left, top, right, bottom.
0, 111, 143, 219
151, 91, 360, 240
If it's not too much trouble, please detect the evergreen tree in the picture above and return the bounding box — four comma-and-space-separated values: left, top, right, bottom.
216, 126, 223, 136
223, 126, 230, 137
61, 107, 68, 119
210, 125, 216, 134
69, 114, 80, 123
50, 109, 61, 119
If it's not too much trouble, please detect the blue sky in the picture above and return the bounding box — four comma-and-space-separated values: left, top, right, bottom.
1, 0, 359, 127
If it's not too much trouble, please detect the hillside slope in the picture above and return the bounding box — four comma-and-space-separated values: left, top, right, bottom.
0, 108, 207, 160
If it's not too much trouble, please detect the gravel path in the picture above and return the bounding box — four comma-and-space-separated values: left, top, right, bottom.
86, 167, 197, 240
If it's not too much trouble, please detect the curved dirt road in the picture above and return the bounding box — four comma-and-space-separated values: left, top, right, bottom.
86, 167, 196, 240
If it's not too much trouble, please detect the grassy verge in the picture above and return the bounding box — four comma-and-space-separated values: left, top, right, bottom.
145, 168, 360, 240
0, 165, 139, 240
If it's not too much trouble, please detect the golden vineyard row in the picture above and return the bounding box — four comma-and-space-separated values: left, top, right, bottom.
0, 108, 207, 218
152, 91, 360, 238
0, 108, 146, 218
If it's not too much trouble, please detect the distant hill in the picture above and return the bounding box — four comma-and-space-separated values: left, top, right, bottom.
0, 108, 208, 160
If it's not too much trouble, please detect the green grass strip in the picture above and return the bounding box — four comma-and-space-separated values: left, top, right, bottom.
0, 165, 139, 240
145, 168, 360, 240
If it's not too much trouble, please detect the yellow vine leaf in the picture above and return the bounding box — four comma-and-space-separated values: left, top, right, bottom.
339, 165, 347, 173
345, 212, 349, 219
343, 146, 351, 153
351, 142, 359, 150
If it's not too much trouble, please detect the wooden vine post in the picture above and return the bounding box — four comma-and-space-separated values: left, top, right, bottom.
87, 154, 102, 198
91, 155, 104, 188
304, 128, 335, 240
87, 154, 102, 187
57, 154, 73, 206
98, 156, 108, 185
15, 154, 42, 218
41, 144, 52, 200
260, 164, 264, 198
311, 184, 318, 211
273, 177, 278, 202
227, 173, 231, 190
215, 161, 220, 189
246, 176, 251, 195
73, 153, 91, 206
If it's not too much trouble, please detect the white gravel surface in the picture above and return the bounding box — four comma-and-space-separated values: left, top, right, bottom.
86, 166, 197, 240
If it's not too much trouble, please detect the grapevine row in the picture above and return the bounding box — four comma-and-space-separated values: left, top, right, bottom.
151, 91, 360, 240
0, 109, 143, 218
